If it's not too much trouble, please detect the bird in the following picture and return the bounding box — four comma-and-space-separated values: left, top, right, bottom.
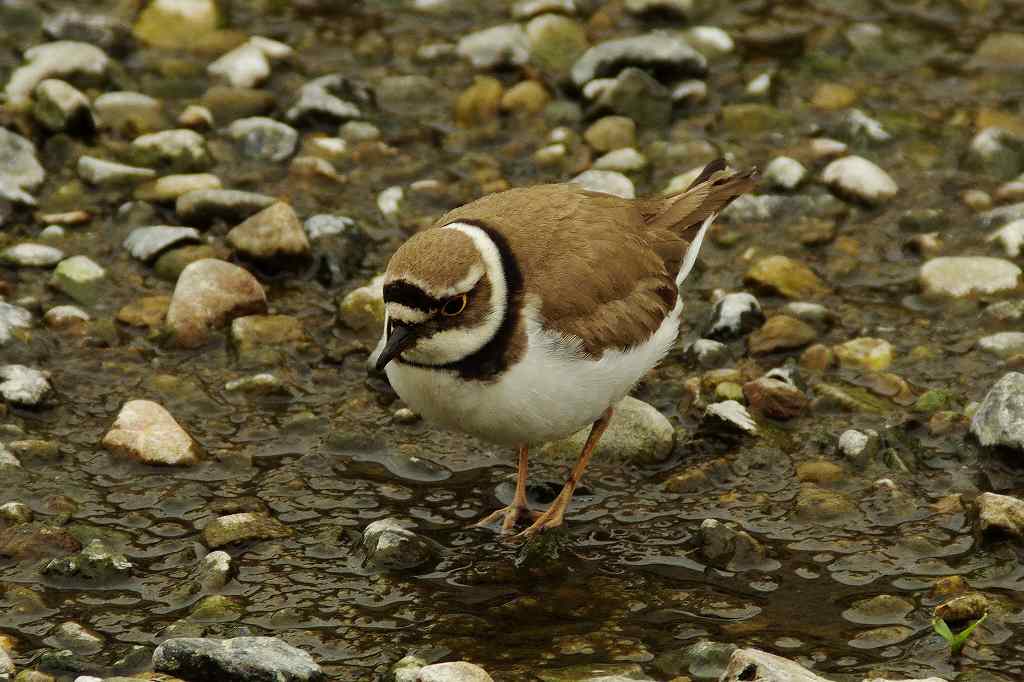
371, 159, 758, 539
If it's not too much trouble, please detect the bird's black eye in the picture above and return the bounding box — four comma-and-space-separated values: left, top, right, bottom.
441, 294, 468, 316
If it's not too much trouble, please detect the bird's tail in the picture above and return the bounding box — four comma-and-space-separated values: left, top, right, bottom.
642, 158, 758, 285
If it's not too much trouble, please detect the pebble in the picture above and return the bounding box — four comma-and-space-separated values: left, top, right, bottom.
592, 67, 672, 127
0, 128, 46, 205
571, 31, 707, 87
153, 636, 324, 682
979, 200, 1024, 227
934, 592, 989, 624
166, 259, 268, 348
49, 255, 106, 305
584, 116, 636, 152
844, 108, 892, 143
227, 117, 299, 162
834, 337, 893, 371
361, 518, 437, 571
763, 156, 806, 190
305, 214, 354, 240
822, 155, 899, 205
286, 74, 363, 123
747, 315, 817, 354
418, 662, 494, 682
32, 79, 95, 134
782, 301, 833, 326
0, 365, 52, 407
690, 338, 729, 368
180, 103, 215, 129
339, 275, 385, 334
542, 396, 674, 465
0, 243, 64, 268
704, 292, 764, 340
133, 0, 220, 49
124, 226, 201, 262
976, 491, 1024, 538
136, 173, 223, 201
0, 501, 31, 523
377, 186, 404, 223
41, 538, 132, 582
570, 169, 635, 198
698, 518, 771, 572
0, 648, 11, 678
526, 14, 589, 75
593, 147, 647, 172
43, 305, 89, 332
0, 445, 21, 467
743, 377, 808, 419
49, 622, 104, 655
5, 41, 110, 108
513, 0, 576, 19
176, 188, 276, 225
745, 255, 831, 299
196, 550, 233, 591
685, 26, 735, 57
225, 373, 287, 394
966, 127, 1022, 179
809, 137, 848, 160
102, 400, 199, 466
227, 202, 311, 263
0, 302, 32, 346
987, 218, 1024, 257
208, 37, 293, 89
77, 156, 156, 186
94, 91, 165, 134
705, 400, 757, 434
203, 512, 291, 548
456, 24, 529, 69
971, 372, 1024, 451
132, 129, 211, 169
919, 257, 1021, 297
978, 332, 1024, 357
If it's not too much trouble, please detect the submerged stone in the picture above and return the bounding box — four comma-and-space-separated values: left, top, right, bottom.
920, 257, 1021, 298
971, 372, 1024, 451
203, 512, 291, 548
153, 637, 324, 682
361, 518, 436, 571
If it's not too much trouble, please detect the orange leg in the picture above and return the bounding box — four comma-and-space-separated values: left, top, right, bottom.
514, 406, 614, 541
472, 445, 539, 533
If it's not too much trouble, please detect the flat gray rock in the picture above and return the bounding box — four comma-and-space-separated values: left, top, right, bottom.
153, 636, 324, 682
571, 30, 707, 87
124, 226, 201, 262
176, 188, 276, 225
78, 156, 156, 185
0, 243, 64, 267
226, 117, 298, 162
0, 127, 46, 205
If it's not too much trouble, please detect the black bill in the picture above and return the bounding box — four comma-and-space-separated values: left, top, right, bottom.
374, 322, 417, 371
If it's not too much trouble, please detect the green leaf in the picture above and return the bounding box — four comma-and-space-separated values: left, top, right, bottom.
932, 617, 954, 641
933, 613, 988, 656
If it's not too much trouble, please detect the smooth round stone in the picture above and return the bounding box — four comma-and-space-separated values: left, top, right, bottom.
135, 173, 222, 202
541, 396, 674, 465
0, 243, 64, 267
570, 169, 634, 198
987, 218, 1024, 257
685, 25, 734, 56
102, 400, 199, 466
94, 91, 165, 133
133, 0, 220, 49
43, 305, 89, 331
583, 115, 636, 152
339, 120, 380, 141
418, 662, 494, 682
593, 147, 647, 172
978, 331, 1024, 357
361, 518, 436, 571
512, 0, 576, 19
132, 129, 210, 169
227, 202, 311, 262
834, 337, 893, 371
747, 315, 816, 354
226, 117, 298, 162
920, 256, 1021, 297
49, 621, 104, 655
4, 41, 110, 108
745, 255, 831, 299
763, 156, 806, 190
202, 512, 291, 548
526, 14, 589, 75
166, 259, 267, 348
0, 127, 45, 205
822, 155, 898, 205
456, 24, 529, 69
50, 255, 106, 305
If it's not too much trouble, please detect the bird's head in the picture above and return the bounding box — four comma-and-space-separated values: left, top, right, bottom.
372, 223, 507, 371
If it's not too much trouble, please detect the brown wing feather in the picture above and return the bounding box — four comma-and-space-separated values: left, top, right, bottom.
435, 163, 756, 357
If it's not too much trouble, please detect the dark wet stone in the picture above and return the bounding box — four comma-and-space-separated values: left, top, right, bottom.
226, 117, 298, 162
704, 292, 763, 340
176, 189, 276, 226
153, 637, 324, 682
742, 377, 808, 420
697, 519, 770, 571
41, 538, 132, 582
842, 594, 914, 625
592, 68, 672, 128
675, 640, 737, 680
0, 523, 81, 560
747, 315, 817, 354
230, 314, 312, 366
361, 518, 436, 571
935, 592, 989, 624
971, 372, 1024, 451
123, 226, 201, 262
202, 512, 291, 548
0, 365, 53, 407
377, 75, 447, 119
571, 31, 706, 87
795, 484, 857, 522
32, 79, 95, 134
166, 259, 267, 348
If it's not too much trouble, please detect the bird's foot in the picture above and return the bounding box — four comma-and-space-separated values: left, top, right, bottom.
471, 504, 540, 534
511, 498, 569, 541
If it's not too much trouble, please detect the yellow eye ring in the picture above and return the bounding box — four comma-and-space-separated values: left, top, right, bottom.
441, 294, 468, 316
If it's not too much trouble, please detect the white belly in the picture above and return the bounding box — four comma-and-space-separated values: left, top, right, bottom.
385, 299, 683, 446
